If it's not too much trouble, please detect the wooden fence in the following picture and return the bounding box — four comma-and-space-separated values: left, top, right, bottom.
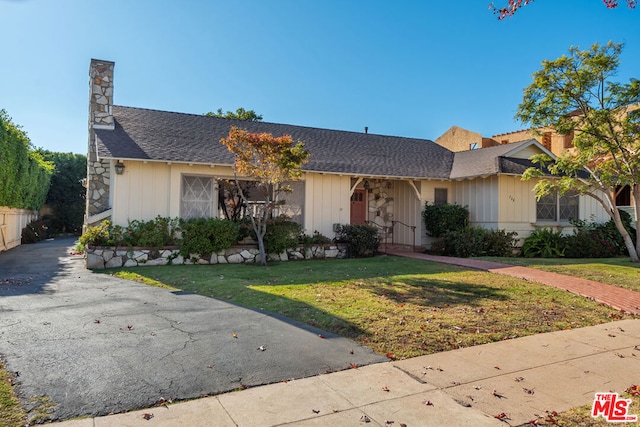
0, 207, 36, 253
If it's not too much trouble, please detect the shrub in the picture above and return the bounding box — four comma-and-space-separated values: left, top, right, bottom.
300, 230, 332, 245
123, 216, 181, 249
334, 224, 380, 257
563, 229, 618, 258
431, 227, 517, 257
21, 220, 49, 244
179, 217, 239, 257
80, 217, 182, 248
263, 218, 303, 254
422, 202, 469, 237
79, 220, 114, 246
522, 228, 565, 258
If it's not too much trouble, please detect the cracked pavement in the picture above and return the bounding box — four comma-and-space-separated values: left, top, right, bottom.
0, 238, 385, 422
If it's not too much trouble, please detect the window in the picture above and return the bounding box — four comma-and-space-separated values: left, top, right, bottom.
470, 142, 479, 150
542, 132, 552, 150
181, 175, 215, 219
536, 191, 578, 222
434, 188, 448, 206
277, 181, 305, 225
562, 131, 574, 149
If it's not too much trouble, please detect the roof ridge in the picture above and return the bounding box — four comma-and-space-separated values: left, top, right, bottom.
113, 105, 438, 143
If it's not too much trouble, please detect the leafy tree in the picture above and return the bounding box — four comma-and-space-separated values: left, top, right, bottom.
220, 126, 309, 265
0, 110, 53, 210
491, 0, 637, 19
205, 107, 263, 122
39, 151, 87, 234
518, 42, 640, 262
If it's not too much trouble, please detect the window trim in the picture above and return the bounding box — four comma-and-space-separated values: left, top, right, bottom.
535, 190, 579, 223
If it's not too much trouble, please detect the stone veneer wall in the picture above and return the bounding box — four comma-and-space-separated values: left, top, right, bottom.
86, 244, 347, 269
367, 180, 394, 244
86, 59, 115, 223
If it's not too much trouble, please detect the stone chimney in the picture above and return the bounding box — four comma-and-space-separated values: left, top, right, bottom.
89, 59, 115, 129
85, 59, 115, 226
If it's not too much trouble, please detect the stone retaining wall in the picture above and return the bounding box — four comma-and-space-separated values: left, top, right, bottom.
86, 244, 348, 269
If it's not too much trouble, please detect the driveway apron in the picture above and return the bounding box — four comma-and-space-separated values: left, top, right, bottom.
0, 238, 385, 422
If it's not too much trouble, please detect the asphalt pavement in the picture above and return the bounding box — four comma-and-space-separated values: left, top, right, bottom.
0, 238, 385, 422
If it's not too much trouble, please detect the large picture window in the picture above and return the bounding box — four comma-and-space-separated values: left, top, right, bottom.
536, 191, 578, 222
181, 175, 215, 220
277, 181, 305, 225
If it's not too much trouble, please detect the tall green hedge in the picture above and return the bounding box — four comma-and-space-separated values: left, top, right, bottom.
0, 110, 53, 210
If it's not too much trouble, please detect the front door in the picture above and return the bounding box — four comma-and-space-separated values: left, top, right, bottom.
350, 189, 366, 225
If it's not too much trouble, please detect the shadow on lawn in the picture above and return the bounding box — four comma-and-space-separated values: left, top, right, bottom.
359, 277, 509, 308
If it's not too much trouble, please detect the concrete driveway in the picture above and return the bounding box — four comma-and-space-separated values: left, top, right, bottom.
0, 238, 385, 422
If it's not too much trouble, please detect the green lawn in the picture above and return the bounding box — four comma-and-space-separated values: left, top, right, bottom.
108, 255, 636, 359
476, 256, 640, 293
3, 255, 637, 427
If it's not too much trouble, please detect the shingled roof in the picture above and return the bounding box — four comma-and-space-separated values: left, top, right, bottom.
95, 106, 550, 180
95, 106, 455, 179
449, 140, 546, 179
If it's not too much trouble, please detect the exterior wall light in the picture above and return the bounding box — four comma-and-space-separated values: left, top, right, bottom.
114, 161, 125, 175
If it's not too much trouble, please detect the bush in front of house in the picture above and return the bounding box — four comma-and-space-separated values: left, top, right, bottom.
334, 224, 380, 257
522, 228, 565, 258
431, 226, 517, 257
179, 217, 239, 257
422, 202, 469, 237
123, 216, 181, 248
80, 217, 182, 249
262, 217, 303, 254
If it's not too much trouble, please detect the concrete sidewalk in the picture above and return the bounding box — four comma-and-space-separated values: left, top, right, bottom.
54, 319, 640, 426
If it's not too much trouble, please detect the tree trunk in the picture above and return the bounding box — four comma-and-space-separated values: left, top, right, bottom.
611, 206, 639, 263
256, 232, 267, 266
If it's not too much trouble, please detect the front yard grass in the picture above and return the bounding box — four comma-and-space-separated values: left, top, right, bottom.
108, 255, 636, 359
476, 257, 640, 293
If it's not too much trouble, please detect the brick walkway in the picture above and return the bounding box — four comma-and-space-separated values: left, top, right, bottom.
386, 250, 640, 316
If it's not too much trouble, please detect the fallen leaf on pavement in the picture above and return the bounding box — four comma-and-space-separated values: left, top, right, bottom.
492, 389, 506, 398
142, 413, 154, 420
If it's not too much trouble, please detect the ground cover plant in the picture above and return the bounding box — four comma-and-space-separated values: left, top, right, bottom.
476, 257, 640, 294
0, 360, 27, 427
107, 256, 635, 360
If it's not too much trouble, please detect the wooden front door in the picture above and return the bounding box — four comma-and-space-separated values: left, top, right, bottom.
350, 189, 366, 225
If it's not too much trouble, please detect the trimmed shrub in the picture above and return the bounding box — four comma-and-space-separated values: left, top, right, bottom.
21, 220, 49, 244
563, 229, 618, 258
300, 230, 332, 245
334, 224, 380, 257
123, 216, 181, 249
422, 202, 469, 237
179, 217, 239, 257
431, 227, 517, 257
79, 220, 115, 247
522, 228, 565, 258
263, 218, 303, 254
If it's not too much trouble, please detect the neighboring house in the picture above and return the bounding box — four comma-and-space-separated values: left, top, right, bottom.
437, 124, 636, 227
85, 60, 609, 249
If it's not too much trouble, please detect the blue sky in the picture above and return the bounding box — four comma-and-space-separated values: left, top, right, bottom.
1, 0, 639, 154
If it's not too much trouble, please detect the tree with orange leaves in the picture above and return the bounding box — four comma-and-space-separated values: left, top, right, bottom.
220, 126, 309, 265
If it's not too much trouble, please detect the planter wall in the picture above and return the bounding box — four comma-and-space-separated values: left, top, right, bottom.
85, 243, 347, 269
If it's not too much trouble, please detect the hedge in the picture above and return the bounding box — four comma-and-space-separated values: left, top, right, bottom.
0, 110, 53, 210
